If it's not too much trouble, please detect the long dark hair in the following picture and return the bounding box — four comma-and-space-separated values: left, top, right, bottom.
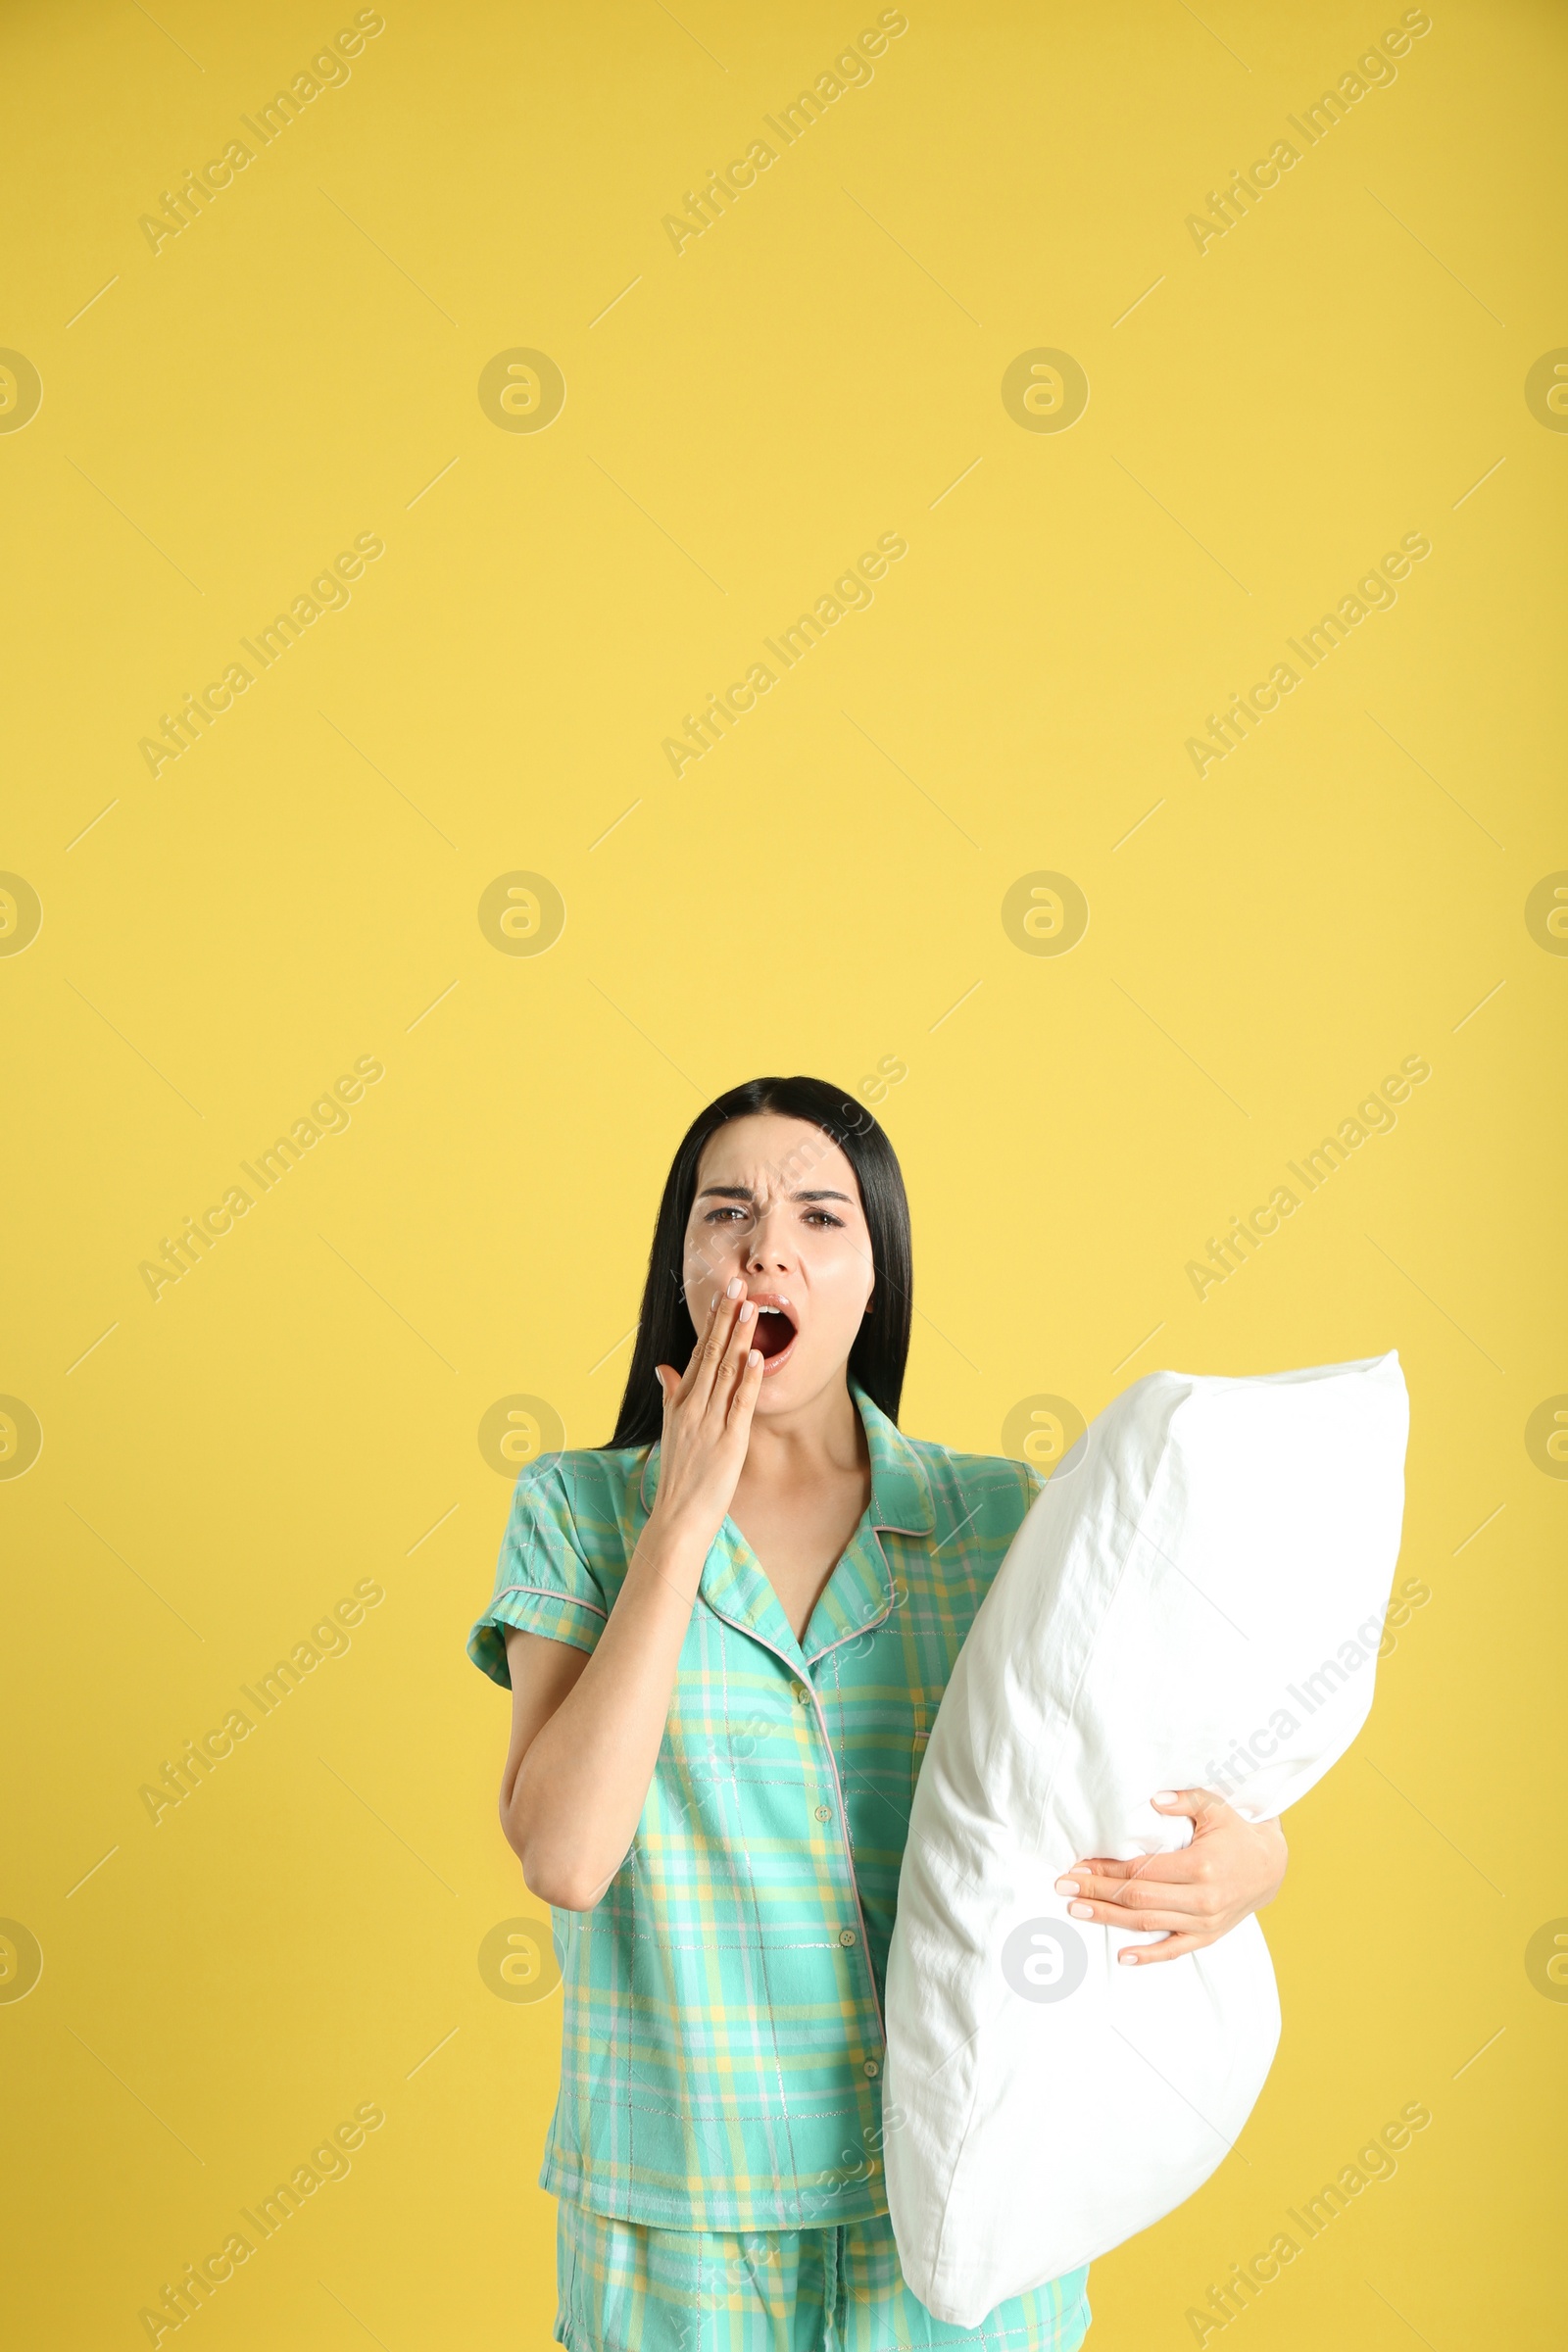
601, 1075, 913, 1449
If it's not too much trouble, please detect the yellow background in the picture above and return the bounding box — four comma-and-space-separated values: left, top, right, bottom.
2, 0, 1564, 2344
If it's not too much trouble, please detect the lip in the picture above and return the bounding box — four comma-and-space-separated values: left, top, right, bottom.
747, 1291, 798, 1377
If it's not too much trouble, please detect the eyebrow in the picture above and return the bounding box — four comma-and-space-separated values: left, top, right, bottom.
696, 1186, 856, 1204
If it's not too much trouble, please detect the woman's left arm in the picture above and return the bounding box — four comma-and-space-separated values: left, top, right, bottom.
1055, 1788, 1289, 1965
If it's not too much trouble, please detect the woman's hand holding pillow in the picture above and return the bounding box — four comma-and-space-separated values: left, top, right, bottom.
1054, 1788, 1289, 1964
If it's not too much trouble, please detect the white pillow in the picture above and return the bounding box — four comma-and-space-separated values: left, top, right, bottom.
883, 1351, 1409, 2326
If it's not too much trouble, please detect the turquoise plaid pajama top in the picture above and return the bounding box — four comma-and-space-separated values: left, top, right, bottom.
467, 1378, 1044, 2234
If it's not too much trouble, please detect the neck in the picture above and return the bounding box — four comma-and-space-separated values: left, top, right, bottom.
739, 1374, 867, 1491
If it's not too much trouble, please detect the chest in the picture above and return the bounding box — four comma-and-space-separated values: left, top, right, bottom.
728, 1470, 872, 1644
660, 1543, 947, 1810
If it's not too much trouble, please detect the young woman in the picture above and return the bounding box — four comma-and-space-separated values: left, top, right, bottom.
467, 1075, 1288, 2352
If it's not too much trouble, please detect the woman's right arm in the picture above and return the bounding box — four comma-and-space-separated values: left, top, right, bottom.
498, 1280, 763, 1911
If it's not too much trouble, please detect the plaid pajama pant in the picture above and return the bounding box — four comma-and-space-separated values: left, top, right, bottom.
554, 2198, 1093, 2352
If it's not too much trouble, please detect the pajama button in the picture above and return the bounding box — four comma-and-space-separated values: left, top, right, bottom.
792, 1683, 809, 1703
814, 1805, 832, 1821
839, 1928, 857, 1946
863, 2059, 880, 2077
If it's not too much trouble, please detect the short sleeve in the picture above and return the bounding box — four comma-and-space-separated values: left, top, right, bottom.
466, 1454, 612, 1688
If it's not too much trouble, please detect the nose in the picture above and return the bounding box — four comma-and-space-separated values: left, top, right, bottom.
745, 1199, 794, 1274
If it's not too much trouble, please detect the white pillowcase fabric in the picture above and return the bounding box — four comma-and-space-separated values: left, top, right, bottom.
882, 1351, 1409, 2326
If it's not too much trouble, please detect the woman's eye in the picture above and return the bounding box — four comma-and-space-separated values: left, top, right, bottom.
804, 1210, 844, 1227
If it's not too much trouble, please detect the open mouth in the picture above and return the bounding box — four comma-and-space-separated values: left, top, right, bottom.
751, 1302, 798, 1369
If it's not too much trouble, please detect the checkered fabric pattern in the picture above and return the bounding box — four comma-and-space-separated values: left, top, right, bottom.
468, 1381, 1047, 2235
553, 2197, 1093, 2352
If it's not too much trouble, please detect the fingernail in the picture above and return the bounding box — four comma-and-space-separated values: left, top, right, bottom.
1054, 1879, 1079, 1896
1152, 1790, 1177, 1804
1068, 1901, 1093, 1919
726, 1278, 743, 1298
739, 1301, 755, 1322
1118, 1950, 1139, 1965
748, 1348, 762, 1367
